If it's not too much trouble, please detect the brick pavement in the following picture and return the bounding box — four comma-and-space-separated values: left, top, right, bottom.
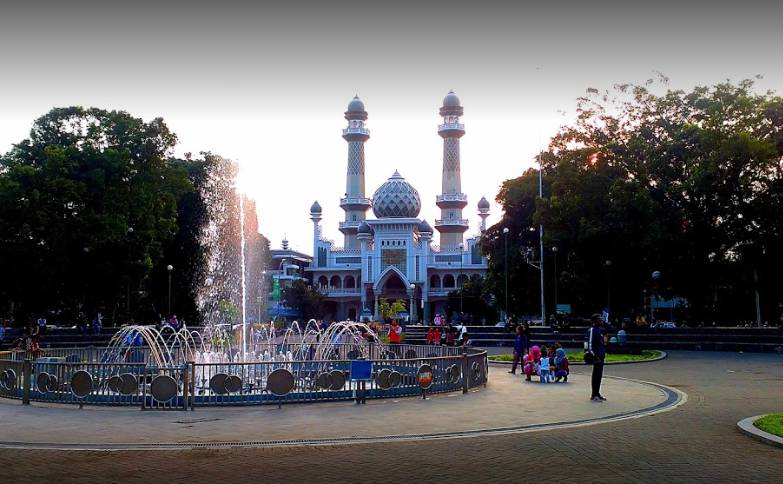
1, 351, 782, 483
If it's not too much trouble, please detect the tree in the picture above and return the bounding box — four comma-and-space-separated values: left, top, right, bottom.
446, 275, 498, 325
484, 78, 783, 324
281, 280, 324, 320
0, 107, 191, 325
377, 298, 407, 322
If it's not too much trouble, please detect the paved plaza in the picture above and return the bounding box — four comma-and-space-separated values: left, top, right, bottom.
1, 351, 782, 483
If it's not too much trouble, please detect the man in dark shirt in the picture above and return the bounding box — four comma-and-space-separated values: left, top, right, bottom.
508, 325, 527, 374
587, 314, 608, 401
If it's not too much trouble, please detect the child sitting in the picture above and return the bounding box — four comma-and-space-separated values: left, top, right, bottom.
538, 354, 553, 383
554, 347, 570, 382
523, 345, 542, 382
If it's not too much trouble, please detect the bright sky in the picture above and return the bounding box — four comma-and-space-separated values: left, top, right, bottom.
1, 1, 781, 254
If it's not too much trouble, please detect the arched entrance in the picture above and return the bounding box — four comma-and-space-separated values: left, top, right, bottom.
376, 269, 408, 301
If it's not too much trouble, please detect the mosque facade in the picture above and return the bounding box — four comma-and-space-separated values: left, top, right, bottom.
303, 92, 490, 322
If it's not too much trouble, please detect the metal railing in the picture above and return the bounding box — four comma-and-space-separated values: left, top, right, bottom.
0, 345, 487, 409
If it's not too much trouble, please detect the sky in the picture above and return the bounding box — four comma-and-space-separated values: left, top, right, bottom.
1, 0, 781, 254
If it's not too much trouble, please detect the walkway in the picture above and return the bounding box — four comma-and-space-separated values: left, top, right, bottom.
0, 351, 782, 483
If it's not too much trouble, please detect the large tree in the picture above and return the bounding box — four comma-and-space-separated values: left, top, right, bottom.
0, 107, 192, 324
484, 79, 783, 324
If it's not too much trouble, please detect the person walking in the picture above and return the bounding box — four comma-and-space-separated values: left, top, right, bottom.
587, 314, 608, 401
508, 325, 527, 374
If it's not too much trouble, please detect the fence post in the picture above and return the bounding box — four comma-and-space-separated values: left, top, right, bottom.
141, 365, 147, 411
190, 360, 196, 411
22, 359, 31, 405
461, 349, 468, 394
182, 363, 189, 411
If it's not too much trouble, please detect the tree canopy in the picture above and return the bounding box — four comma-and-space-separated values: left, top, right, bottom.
483, 79, 783, 324
0, 107, 270, 326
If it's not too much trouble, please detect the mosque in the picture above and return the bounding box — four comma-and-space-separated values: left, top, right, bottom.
272, 92, 490, 323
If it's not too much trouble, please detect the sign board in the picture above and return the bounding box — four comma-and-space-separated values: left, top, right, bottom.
556, 304, 572, 315
417, 364, 434, 390
350, 360, 373, 381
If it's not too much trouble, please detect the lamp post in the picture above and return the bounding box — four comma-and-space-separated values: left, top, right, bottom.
458, 243, 464, 316
409, 283, 416, 323
651, 270, 661, 323
261, 270, 267, 323
503, 227, 509, 322
605, 260, 612, 316
552, 246, 558, 311
166, 264, 173, 315
126, 227, 133, 322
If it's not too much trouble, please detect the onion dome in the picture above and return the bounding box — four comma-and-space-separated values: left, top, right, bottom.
443, 90, 461, 107
478, 196, 490, 210
347, 95, 365, 112
358, 221, 373, 235
372, 171, 421, 218
310, 200, 322, 213
345, 95, 368, 120
418, 219, 433, 233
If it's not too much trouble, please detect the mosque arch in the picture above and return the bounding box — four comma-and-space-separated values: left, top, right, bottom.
317, 276, 328, 288
330, 275, 342, 289
443, 274, 456, 288
344, 275, 356, 289
430, 274, 441, 288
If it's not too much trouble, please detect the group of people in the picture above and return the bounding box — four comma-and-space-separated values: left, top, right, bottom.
425, 323, 471, 347
509, 324, 571, 384
506, 314, 609, 401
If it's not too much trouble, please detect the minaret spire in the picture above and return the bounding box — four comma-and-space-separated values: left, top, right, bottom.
340, 95, 372, 249
435, 91, 469, 248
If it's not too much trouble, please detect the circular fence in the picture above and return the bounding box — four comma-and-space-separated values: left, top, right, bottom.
0, 344, 488, 408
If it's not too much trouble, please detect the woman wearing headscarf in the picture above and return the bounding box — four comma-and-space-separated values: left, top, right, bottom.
554, 347, 570, 382
523, 345, 541, 382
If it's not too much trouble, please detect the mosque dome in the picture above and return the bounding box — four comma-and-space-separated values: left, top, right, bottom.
443, 90, 461, 107
310, 200, 322, 213
346, 95, 365, 113
418, 219, 433, 233
478, 196, 490, 210
372, 171, 421, 218
358, 221, 373, 235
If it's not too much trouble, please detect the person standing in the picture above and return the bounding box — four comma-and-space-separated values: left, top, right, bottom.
588, 314, 608, 401
388, 319, 402, 344
508, 325, 527, 374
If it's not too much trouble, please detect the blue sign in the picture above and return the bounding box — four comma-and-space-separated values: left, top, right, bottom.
350, 360, 373, 381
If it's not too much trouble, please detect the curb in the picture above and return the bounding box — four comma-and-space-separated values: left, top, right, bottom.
737, 415, 783, 449
488, 350, 668, 366
0, 377, 686, 451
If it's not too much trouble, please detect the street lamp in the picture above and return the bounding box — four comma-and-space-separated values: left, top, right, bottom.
409, 283, 416, 323
503, 227, 509, 322
651, 270, 661, 323
552, 246, 559, 311
458, 243, 464, 316
261, 270, 266, 322
166, 264, 173, 315
126, 227, 134, 322
605, 260, 612, 316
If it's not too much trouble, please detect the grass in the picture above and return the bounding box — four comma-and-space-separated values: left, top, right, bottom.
754, 414, 783, 438
489, 349, 663, 363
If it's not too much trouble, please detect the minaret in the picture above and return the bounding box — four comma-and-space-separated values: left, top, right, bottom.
310, 201, 322, 266
478, 196, 490, 232
435, 91, 469, 248
340, 95, 372, 250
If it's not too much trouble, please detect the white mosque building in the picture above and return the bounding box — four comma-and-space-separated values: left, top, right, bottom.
297, 92, 490, 323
